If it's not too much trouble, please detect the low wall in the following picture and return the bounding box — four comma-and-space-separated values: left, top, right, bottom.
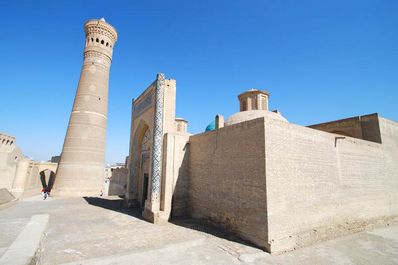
0, 166, 17, 191
25, 165, 41, 193
265, 117, 398, 253
108, 168, 128, 196
188, 118, 268, 249
0, 188, 15, 205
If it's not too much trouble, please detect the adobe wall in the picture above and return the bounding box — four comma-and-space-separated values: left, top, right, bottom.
378, 117, 398, 194
265, 116, 398, 253
0, 134, 22, 190
161, 132, 190, 218
0, 188, 15, 205
309, 115, 363, 138
20, 162, 58, 198
0, 133, 57, 198
309, 113, 382, 143
108, 167, 128, 196
0, 158, 17, 190
188, 118, 269, 249
21, 164, 41, 198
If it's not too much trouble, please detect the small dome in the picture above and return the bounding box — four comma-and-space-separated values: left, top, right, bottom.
205, 121, 216, 132
225, 110, 288, 126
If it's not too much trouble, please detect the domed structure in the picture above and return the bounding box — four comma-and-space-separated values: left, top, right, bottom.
205, 121, 216, 132
225, 110, 288, 126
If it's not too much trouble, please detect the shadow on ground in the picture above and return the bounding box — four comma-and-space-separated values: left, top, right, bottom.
83, 196, 144, 220
170, 218, 259, 250
83, 196, 259, 250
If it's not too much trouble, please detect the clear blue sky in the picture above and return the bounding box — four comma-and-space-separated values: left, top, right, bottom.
0, 0, 397, 164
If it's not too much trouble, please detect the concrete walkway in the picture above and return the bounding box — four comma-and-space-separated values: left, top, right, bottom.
0, 214, 48, 265
0, 196, 397, 265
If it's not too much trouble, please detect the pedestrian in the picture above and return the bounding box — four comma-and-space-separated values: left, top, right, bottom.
42, 188, 48, 200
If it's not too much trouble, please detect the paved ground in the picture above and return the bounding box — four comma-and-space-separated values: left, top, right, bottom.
1, 195, 398, 265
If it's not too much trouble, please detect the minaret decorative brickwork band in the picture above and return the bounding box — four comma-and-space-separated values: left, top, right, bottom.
53, 18, 117, 196
150, 73, 165, 204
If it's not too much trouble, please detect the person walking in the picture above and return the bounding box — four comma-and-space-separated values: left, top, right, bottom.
42, 188, 48, 200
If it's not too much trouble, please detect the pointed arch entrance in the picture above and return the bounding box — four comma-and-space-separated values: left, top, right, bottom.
128, 120, 153, 208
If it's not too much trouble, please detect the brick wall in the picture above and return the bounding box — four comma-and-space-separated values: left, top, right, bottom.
108, 167, 127, 196
188, 118, 268, 249
309, 113, 382, 143
265, 117, 398, 253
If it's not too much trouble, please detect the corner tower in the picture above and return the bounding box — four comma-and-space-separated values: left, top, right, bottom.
53, 18, 118, 196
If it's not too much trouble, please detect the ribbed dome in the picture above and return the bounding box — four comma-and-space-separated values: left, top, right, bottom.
225, 110, 288, 126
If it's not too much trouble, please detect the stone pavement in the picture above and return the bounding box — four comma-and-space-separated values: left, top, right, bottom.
0, 214, 48, 265
0, 195, 397, 265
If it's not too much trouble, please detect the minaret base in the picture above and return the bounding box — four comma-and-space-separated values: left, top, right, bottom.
52, 163, 105, 197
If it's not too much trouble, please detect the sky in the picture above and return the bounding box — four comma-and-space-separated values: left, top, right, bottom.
0, 0, 397, 164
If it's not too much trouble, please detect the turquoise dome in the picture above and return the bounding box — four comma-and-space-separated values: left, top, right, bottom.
205, 121, 216, 132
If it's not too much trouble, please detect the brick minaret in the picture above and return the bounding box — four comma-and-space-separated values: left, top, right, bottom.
53, 18, 117, 196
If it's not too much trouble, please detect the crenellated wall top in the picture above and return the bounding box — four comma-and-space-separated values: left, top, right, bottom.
0, 133, 16, 146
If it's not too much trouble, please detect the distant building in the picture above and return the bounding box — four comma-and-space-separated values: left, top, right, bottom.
104, 157, 129, 197
50, 156, 61, 163
0, 133, 57, 198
